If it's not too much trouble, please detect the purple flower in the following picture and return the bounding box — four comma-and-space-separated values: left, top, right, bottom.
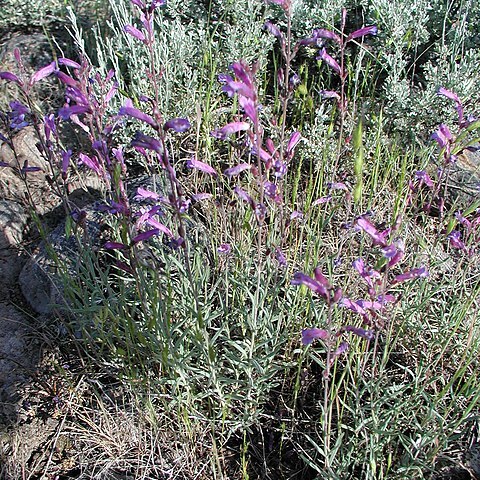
312, 195, 332, 205
218, 243, 232, 254
239, 96, 258, 123
0, 71, 23, 85
311, 28, 341, 44
58, 58, 81, 69
61, 149, 72, 178
211, 121, 250, 139
317, 48, 341, 75
287, 131, 301, 154
135, 187, 161, 201
29, 61, 56, 85
275, 247, 287, 267
8, 101, 30, 129
438, 87, 464, 124
320, 90, 340, 100
431, 124, 452, 149
124, 25, 146, 43
234, 186, 255, 208
415, 170, 434, 188
223, 163, 251, 177
132, 228, 160, 243
301, 328, 328, 346
291, 269, 332, 302
131, 131, 162, 153
264, 21, 284, 41
164, 117, 191, 133
58, 104, 92, 120
391, 266, 428, 285
119, 99, 156, 127
146, 217, 173, 237
186, 157, 217, 176
447, 230, 466, 250
339, 297, 367, 316
104, 241, 128, 250
356, 216, 389, 247
330, 341, 349, 363
347, 25, 378, 41
342, 326, 374, 340
78, 153, 102, 176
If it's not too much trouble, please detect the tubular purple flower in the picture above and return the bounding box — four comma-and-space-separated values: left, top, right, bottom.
320, 90, 340, 100
131, 131, 162, 153
264, 21, 284, 41
437, 87, 464, 124
312, 28, 341, 44
343, 326, 374, 340
21, 161, 42, 174
291, 271, 330, 301
29, 61, 56, 85
78, 153, 102, 176
391, 266, 428, 285
58, 104, 92, 120
58, 58, 81, 69
330, 341, 349, 362
447, 231, 466, 250
164, 118, 191, 133
146, 217, 174, 237
234, 186, 255, 208
0, 72, 23, 85
132, 229, 160, 243
339, 297, 367, 316
65, 86, 89, 106
317, 48, 341, 75
223, 163, 251, 177
186, 157, 217, 176
287, 131, 301, 154
239, 96, 258, 123
312, 195, 332, 205
230, 62, 254, 90
105, 82, 118, 104
61, 149, 72, 177
192, 193, 213, 202
124, 25, 146, 43
211, 121, 250, 139
347, 25, 378, 41
301, 328, 328, 346
431, 124, 452, 148
415, 170, 434, 188
44, 114, 56, 140
135, 187, 161, 201
356, 216, 389, 247
275, 247, 287, 267
218, 243, 231, 254
56, 71, 78, 87
130, 0, 145, 8
104, 241, 128, 250
119, 99, 156, 127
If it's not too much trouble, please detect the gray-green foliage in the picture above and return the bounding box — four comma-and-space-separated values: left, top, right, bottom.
71, 0, 274, 119
0, 0, 66, 30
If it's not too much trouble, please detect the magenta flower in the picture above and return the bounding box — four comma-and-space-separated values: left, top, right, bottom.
211, 121, 250, 139
29, 61, 56, 85
312, 28, 341, 44
291, 269, 331, 302
119, 99, 156, 127
61, 150, 72, 178
301, 328, 328, 346
286, 131, 302, 154
317, 48, 341, 75
438, 87, 464, 124
78, 153, 102, 176
132, 228, 160, 244
234, 186, 255, 208
0, 71, 23, 85
164, 117, 191, 132
56, 71, 77, 87
146, 217, 173, 237
415, 170, 434, 188
104, 241, 128, 250
342, 326, 374, 340
218, 243, 232, 254
186, 157, 217, 176
356, 216, 389, 247
223, 163, 251, 177
431, 123, 453, 149
447, 231, 466, 250
347, 25, 378, 41
263, 21, 284, 42
124, 25, 146, 43
58, 58, 81, 69
131, 131, 162, 153
391, 266, 428, 285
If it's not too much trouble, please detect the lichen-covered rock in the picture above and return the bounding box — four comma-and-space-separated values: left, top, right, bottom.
446, 146, 480, 208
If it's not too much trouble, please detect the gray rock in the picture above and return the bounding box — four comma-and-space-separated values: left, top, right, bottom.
446, 146, 480, 208
0, 200, 27, 250
0, 303, 38, 422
